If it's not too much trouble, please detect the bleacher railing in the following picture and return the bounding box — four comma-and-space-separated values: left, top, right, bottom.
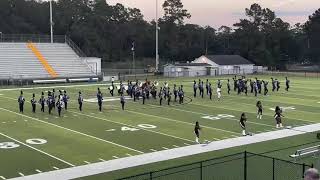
0, 34, 65, 43
118, 151, 312, 180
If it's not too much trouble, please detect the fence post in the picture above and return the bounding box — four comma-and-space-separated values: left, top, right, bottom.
272, 158, 275, 180
200, 161, 203, 180
149, 172, 153, 180
302, 163, 306, 179
244, 151, 247, 180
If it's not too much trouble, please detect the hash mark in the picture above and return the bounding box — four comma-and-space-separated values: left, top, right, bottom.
36, 169, 42, 173
0, 176, 6, 180
99, 158, 105, 162
162, 147, 169, 150
173, 145, 180, 148
112, 156, 119, 159
150, 149, 157, 152
184, 143, 191, 146
53, 166, 60, 170
126, 153, 132, 156
18, 173, 24, 177
84, 161, 90, 164
213, 138, 221, 141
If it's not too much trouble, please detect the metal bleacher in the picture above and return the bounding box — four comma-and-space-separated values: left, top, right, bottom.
0, 34, 96, 81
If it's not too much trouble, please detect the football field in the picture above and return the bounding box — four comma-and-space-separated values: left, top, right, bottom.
0, 75, 320, 179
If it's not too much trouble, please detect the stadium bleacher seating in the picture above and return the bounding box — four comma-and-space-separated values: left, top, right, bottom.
0, 42, 96, 80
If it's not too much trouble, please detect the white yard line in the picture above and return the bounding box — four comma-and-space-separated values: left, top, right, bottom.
0, 83, 114, 92
162, 147, 169, 150
173, 145, 180, 148
0, 132, 75, 167
84, 161, 90, 164
0, 108, 144, 154
71, 111, 194, 143
112, 156, 119, 159
35, 169, 42, 173
53, 167, 60, 170
127, 110, 239, 135
150, 149, 157, 152
99, 158, 105, 162
18, 173, 24, 177
0, 176, 6, 180
11, 123, 320, 180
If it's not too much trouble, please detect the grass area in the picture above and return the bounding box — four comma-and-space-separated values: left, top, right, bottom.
0, 75, 319, 179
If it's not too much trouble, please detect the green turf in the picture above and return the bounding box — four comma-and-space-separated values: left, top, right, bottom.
0, 75, 319, 179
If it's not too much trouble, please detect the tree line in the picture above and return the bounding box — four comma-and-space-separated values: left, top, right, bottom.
0, 0, 319, 68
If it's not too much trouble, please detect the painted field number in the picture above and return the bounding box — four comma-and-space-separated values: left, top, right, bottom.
0, 138, 47, 149
121, 124, 157, 132
202, 114, 235, 121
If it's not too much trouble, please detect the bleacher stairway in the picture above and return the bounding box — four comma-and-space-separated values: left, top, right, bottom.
0, 42, 96, 80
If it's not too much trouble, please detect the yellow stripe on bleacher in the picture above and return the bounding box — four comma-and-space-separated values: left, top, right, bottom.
27, 42, 58, 78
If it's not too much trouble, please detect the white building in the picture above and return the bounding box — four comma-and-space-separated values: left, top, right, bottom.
164, 55, 255, 77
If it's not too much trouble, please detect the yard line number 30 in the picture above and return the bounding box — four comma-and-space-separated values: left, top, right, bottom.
0, 138, 47, 149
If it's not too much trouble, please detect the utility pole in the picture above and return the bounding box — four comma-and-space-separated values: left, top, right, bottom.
132, 42, 136, 77
155, 0, 159, 72
50, 0, 53, 43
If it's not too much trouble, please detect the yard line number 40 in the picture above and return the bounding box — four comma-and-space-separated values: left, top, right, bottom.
0, 138, 47, 149
121, 124, 157, 132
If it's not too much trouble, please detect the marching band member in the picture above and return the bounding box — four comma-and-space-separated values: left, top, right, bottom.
31, 93, 37, 113
120, 94, 125, 110
78, 91, 83, 111
97, 88, 103, 112
63, 90, 69, 110
240, 113, 247, 136
39, 92, 46, 112
18, 91, 25, 113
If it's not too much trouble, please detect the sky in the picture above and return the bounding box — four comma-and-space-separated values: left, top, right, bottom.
106, 0, 319, 28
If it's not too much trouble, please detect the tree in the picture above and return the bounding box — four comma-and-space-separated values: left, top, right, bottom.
162, 0, 191, 25
305, 8, 320, 64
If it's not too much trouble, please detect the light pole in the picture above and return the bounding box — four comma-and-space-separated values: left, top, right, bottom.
50, 0, 53, 43
155, 0, 159, 72
132, 42, 136, 78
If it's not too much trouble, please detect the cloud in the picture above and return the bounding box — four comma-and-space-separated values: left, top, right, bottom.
273, 0, 296, 8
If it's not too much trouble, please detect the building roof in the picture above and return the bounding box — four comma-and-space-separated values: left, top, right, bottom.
171, 63, 211, 67
205, 55, 253, 65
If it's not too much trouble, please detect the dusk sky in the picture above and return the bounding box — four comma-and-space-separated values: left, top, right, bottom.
107, 0, 319, 28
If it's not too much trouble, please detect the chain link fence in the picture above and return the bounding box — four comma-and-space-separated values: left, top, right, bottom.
118, 151, 312, 180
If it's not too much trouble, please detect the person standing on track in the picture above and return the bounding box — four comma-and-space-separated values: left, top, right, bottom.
194, 121, 201, 144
